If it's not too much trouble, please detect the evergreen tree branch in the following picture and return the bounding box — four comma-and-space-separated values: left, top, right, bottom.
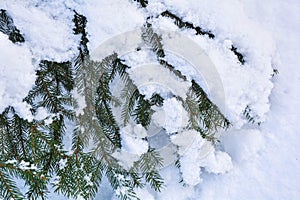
0, 169, 24, 200
141, 24, 230, 141
231, 45, 245, 64
132, 149, 164, 192
161, 10, 215, 39
160, 10, 245, 64
183, 80, 230, 141
141, 24, 187, 81
0, 9, 25, 43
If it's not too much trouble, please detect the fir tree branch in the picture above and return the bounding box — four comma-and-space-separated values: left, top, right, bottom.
0, 9, 25, 43
183, 80, 230, 141
141, 25, 230, 141
141, 24, 187, 81
231, 45, 245, 64
0, 170, 24, 200
161, 10, 215, 39
24, 60, 74, 119
160, 10, 245, 64
132, 149, 164, 192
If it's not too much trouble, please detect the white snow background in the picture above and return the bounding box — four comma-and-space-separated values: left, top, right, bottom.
0, 0, 299, 199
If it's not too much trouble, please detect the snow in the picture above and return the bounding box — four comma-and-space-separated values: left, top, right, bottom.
120, 130, 148, 156
1, 1, 77, 62
0, 33, 35, 120
152, 97, 189, 134
171, 130, 232, 186
127, 62, 191, 100
113, 125, 149, 169
0, 0, 299, 199
58, 158, 68, 170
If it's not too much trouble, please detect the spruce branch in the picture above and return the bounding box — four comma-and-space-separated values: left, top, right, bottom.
0, 160, 49, 200
132, 149, 164, 192
141, 25, 230, 141
160, 10, 246, 64
24, 60, 74, 119
161, 10, 215, 39
150, 93, 164, 107
0, 9, 25, 43
141, 25, 187, 81
0, 169, 24, 200
231, 45, 245, 64
106, 167, 139, 200
183, 80, 230, 141
132, 95, 154, 127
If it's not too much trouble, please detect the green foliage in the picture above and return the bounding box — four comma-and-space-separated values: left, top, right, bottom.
0, 8, 231, 200
132, 95, 154, 127
142, 25, 230, 142
185, 80, 230, 142
69, 10, 164, 199
150, 93, 164, 107
73, 10, 89, 62
0, 9, 25, 43
132, 149, 164, 192
54, 151, 102, 199
0, 167, 24, 200
24, 60, 74, 118
0, 107, 65, 199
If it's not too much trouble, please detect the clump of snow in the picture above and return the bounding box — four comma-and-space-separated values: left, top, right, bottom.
35, 107, 49, 121
121, 133, 148, 156
84, 173, 93, 187
19, 160, 38, 171
1, 1, 77, 62
173, 130, 205, 185
152, 97, 189, 134
0, 33, 35, 120
128, 64, 191, 99
113, 125, 149, 169
79, 0, 145, 52
5, 159, 18, 165
133, 124, 148, 139
157, 166, 196, 200
200, 150, 232, 174
170, 129, 199, 155
171, 129, 232, 185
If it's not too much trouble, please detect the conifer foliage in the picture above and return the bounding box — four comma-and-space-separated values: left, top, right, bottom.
0, 9, 24, 43
0, 6, 230, 200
